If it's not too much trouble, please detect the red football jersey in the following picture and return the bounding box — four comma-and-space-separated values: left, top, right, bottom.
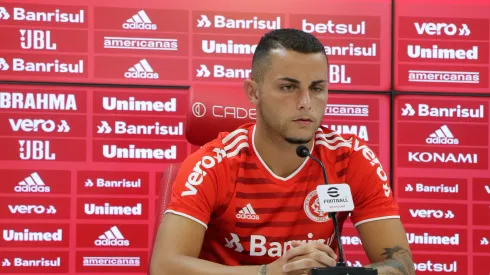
165, 122, 399, 265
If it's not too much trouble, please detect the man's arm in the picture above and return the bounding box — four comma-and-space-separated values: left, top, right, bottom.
150, 213, 263, 275
358, 218, 415, 275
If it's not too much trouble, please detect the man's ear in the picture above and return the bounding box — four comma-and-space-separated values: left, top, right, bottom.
244, 79, 259, 105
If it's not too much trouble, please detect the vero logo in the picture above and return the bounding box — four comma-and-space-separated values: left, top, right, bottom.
414, 22, 471, 36
94, 226, 129, 247
409, 209, 455, 219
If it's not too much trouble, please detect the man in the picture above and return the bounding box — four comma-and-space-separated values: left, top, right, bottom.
150, 29, 415, 275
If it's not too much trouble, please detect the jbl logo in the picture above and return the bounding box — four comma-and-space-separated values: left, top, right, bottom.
19, 140, 56, 160
20, 29, 57, 50
329, 65, 351, 84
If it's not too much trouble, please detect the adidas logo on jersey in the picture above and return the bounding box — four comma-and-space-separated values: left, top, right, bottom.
426, 125, 459, 145
122, 10, 157, 30
94, 226, 130, 247
14, 172, 50, 193
124, 59, 159, 79
236, 203, 259, 220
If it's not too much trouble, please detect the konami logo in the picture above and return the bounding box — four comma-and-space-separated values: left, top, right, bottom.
84, 202, 142, 216
196, 14, 281, 30
95, 226, 129, 247
3, 229, 62, 242
408, 152, 478, 164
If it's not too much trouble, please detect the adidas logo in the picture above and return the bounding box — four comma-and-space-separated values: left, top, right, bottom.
14, 172, 50, 193
94, 226, 130, 247
426, 125, 459, 145
122, 10, 157, 30
124, 59, 159, 79
236, 203, 259, 220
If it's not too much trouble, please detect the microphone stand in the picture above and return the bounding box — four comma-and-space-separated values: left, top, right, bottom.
296, 146, 378, 275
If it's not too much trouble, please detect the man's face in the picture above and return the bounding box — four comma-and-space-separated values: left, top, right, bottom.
257, 48, 328, 144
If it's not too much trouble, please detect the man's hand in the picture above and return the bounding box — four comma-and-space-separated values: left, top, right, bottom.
267, 241, 337, 274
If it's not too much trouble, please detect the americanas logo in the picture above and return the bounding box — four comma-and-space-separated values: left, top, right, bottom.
78, 198, 148, 220
398, 17, 488, 40
77, 223, 147, 248
0, 4, 86, 26
0, 223, 70, 248
289, 14, 380, 38
398, 202, 467, 226
406, 228, 466, 252
194, 11, 283, 34
397, 178, 467, 201
398, 98, 487, 122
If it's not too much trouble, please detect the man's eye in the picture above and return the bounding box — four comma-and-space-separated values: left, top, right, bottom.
312, 87, 324, 92
281, 85, 295, 91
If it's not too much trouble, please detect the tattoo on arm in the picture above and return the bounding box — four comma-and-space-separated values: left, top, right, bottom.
367, 246, 415, 275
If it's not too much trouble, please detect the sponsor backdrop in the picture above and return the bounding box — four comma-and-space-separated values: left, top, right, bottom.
0, 0, 488, 275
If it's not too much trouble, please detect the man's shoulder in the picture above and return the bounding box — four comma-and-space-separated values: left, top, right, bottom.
314, 126, 374, 163
182, 123, 254, 169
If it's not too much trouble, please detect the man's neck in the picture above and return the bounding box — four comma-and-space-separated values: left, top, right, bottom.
252, 122, 314, 179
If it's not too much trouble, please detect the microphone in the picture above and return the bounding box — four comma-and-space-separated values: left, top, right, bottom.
296, 145, 378, 275
296, 145, 346, 266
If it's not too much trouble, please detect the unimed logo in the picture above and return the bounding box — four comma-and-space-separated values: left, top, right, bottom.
84, 202, 142, 216
3, 229, 62, 241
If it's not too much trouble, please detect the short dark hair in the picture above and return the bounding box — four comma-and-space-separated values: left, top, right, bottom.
251, 28, 327, 82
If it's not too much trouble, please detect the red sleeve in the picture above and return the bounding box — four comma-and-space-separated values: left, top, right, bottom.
164, 141, 229, 230
346, 137, 400, 227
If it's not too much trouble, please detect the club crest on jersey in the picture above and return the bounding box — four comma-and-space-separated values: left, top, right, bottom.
304, 190, 331, 223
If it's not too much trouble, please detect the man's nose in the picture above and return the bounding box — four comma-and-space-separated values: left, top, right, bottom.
297, 89, 312, 110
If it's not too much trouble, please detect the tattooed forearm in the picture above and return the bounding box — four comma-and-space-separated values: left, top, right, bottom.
366, 246, 415, 275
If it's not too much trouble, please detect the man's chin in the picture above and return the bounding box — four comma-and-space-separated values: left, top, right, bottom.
284, 136, 312, 145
